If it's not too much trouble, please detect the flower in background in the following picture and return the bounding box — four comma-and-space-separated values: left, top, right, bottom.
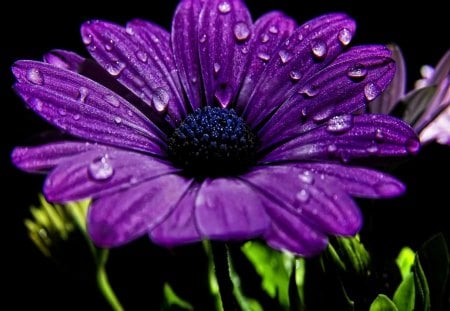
12, 0, 418, 257
370, 46, 450, 145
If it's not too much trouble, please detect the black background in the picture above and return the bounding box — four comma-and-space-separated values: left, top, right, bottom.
1, 0, 449, 310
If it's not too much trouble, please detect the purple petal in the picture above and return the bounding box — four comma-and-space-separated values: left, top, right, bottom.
261, 114, 419, 164
291, 163, 405, 198
235, 12, 296, 112
81, 20, 186, 125
88, 174, 192, 247
12, 141, 110, 172
420, 105, 450, 145
43, 49, 85, 71
243, 14, 356, 127
198, 0, 252, 108
195, 178, 269, 239
171, 0, 205, 110
44, 149, 179, 202
369, 44, 406, 114
244, 165, 361, 237
259, 45, 395, 149
150, 183, 202, 246
429, 49, 450, 86
12, 60, 165, 154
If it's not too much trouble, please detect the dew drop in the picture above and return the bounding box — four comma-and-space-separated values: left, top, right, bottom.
326, 115, 354, 133
405, 138, 420, 154
106, 61, 126, 77
338, 28, 352, 46
125, 26, 135, 35
218, 1, 231, 13
257, 52, 270, 62
278, 50, 292, 64
58, 108, 67, 116
127, 110, 133, 117
375, 129, 384, 141
364, 83, 381, 101
298, 171, 314, 184
77, 87, 89, 102
82, 34, 93, 45
269, 25, 278, 34
298, 85, 318, 97
104, 94, 120, 107
241, 46, 249, 54
26, 68, 44, 85
73, 114, 81, 120
347, 63, 368, 79
312, 108, 333, 122
32, 98, 44, 111
233, 22, 250, 41
260, 33, 270, 43
289, 70, 302, 81
366, 145, 379, 154
152, 88, 170, 112
88, 155, 114, 181
136, 50, 148, 63
327, 144, 338, 154
199, 34, 207, 43
114, 116, 122, 124
150, 34, 160, 43
311, 40, 327, 59
213, 62, 221, 75
296, 189, 310, 203
105, 40, 114, 51
214, 84, 233, 108
298, 33, 304, 41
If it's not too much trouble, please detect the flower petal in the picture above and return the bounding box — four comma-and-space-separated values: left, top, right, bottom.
195, 178, 269, 239
12, 141, 109, 172
243, 14, 356, 127
150, 183, 202, 246
81, 20, 186, 125
88, 174, 192, 247
171, 0, 205, 110
259, 45, 395, 149
44, 149, 179, 202
43, 49, 85, 71
198, 0, 252, 108
291, 163, 405, 198
13, 60, 165, 154
236, 11, 296, 112
261, 114, 419, 164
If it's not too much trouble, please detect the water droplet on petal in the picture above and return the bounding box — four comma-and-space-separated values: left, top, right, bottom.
326, 115, 354, 133
313, 108, 334, 122
104, 94, 120, 107
296, 189, 310, 203
127, 110, 133, 117
114, 116, 122, 124
150, 35, 160, 43
327, 144, 338, 154
58, 108, 67, 116
269, 25, 278, 34
77, 87, 89, 102
218, 1, 231, 13
152, 88, 170, 112
366, 145, 379, 154
215, 84, 233, 108
136, 50, 148, 63
338, 28, 352, 46
241, 46, 249, 54
405, 138, 420, 154
298, 85, 318, 97
199, 34, 207, 43
88, 155, 114, 181
31, 98, 44, 111
73, 114, 81, 120
26, 68, 44, 85
257, 52, 270, 62
125, 26, 135, 35
289, 70, 302, 81
298, 33, 304, 41
298, 171, 314, 184
347, 63, 368, 79
105, 40, 114, 51
311, 39, 327, 59
364, 83, 381, 101
278, 50, 292, 64
233, 22, 250, 41
375, 129, 384, 141
260, 33, 270, 43
106, 61, 126, 77
213, 62, 221, 75
82, 34, 93, 45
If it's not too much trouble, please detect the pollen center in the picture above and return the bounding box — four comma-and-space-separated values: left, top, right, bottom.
168, 107, 258, 177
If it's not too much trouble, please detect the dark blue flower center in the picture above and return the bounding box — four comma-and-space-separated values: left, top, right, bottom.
168, 107, 258, 177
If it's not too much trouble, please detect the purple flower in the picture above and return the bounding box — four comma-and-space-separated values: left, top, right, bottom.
12, 0, 419, 256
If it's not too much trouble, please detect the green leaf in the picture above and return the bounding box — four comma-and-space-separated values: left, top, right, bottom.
330, 235, 370, 274
413, 254, 431, 311
396, 247, 415, 280
163, 283, 193, 310
393, 272, 415, 311
241, 241, 292, 308
369, 294, 399, 311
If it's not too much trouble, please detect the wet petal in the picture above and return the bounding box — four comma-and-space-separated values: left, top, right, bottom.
44, 149, 179, 202
243, 14, 356, 127
261, 114, 419, 163
236, 11, 296, 113
198, 0, 252, 108
88, 174, 192, 247
43, 49, 85, 71
13, 60, 166, 154
81, 20, 186, 125
195, 178, 269, 239
259, 45, 395, 149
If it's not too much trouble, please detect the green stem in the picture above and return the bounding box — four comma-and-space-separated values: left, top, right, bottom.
97, 249, 124, 311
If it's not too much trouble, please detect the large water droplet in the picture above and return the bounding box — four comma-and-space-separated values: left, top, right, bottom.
296, 189, 310, 203
347, 63, 367, 79
104, 94, 120, 107
114, 116, 122, 124
260, 33, 270, 43
152, 88, 170, 112
88, 155, 114, 181
338, 28, 352, 46
326, 115, 354, 133
289, 70, 302, 81
26, 68, 44, 85
298, 171, 314, 184
278, 50, 292, 64
106, 61, 126, 77
77, 87, 89, 102
136, 50, 148, 63
257, 52, 270, 62
233, 22, 250, 41
313, 108, 334, 123
311, 40, 327, 59
364, 83, 381, 101
218, 1, 231, 13
298, 85, 318, 97
405, 138, 420, 154
269, 25, 278, 34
